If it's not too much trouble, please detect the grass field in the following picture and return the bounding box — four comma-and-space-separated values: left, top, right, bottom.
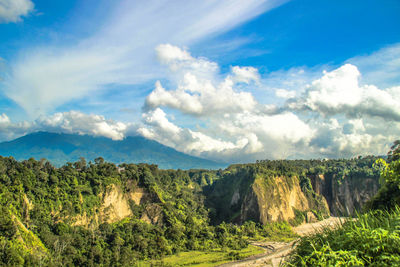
138, 245, 264, 266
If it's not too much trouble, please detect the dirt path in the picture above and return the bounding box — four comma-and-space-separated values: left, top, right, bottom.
218, 217, 346, 267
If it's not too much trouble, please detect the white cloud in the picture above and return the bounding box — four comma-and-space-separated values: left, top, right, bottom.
0, 0, 34, 23
155, 43, 219, 80
231, 66, 260, 84
2, 0, 287, 117
139, 46, 400, 162
145, 45, 258, 116
36, 111, 131, 140
141, 45, 317, 161
156, 44, 192, 65
308, 117, 395, 158
0, 111, 133, 141
137, 108, 245, 158
0, 113, 33, 141
288, 64, 400, 121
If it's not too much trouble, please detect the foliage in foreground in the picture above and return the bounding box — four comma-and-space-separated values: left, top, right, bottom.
366, 157, 400, 211
287, 207, 400, 266
288, 142, 400, 267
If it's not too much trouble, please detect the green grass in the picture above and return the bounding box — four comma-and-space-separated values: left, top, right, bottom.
140, 245, 264, 267
286, 207, 400, 266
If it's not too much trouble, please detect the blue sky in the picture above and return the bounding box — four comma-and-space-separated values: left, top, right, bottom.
1, 0, 400, 163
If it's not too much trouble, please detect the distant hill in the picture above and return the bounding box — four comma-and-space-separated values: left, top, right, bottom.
0, 131, 225, 169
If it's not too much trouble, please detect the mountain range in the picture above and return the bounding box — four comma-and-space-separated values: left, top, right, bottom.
0, 131, 225, 169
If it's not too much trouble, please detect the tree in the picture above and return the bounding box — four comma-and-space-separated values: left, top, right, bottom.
367, 143, 400, 210
94, 157, 104, 165
388, 140, 400, 162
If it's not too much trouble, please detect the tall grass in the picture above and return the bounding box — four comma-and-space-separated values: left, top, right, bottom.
286, 207, 400, 266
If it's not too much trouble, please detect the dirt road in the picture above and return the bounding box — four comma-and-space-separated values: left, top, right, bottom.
218, 217, 346, 267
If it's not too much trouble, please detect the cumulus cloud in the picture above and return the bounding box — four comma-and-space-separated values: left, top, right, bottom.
0, 113, 34, 141
155, 43, 219, 79
230, 66, 260, 84
0, 0, 34, 23
2, 0, 286, 116
308, 117, 395, 158
139, 46, 400, 162
0, 111, 134, 142
156, 44, 192, 65
36, 111, 130, 140
288, 64, 400, 121
137, 108, 244, 156
140, 45, 317, 161
145, 45, 257, 116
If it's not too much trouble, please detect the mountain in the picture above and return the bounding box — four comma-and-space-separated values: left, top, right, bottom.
0, 131, 225, 169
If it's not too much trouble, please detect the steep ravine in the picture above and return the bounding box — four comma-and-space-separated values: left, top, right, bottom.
310, 173, 380, 216
206, 165, 380, 225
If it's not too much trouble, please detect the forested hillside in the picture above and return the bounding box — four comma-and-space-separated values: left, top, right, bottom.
0, 155, 380, 266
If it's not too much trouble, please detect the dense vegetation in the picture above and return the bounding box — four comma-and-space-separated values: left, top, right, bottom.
0, 156, 296, 266
287, 141, 400, 266
0, 152, 382, 266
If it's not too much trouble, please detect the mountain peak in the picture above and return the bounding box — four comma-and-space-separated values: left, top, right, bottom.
0, 131, 225, 169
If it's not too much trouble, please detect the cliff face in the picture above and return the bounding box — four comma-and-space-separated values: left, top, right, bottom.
71, 184, 163, 228
68, 171, 380, 228
206, 167, 330, 225
206, 162, 381, 225
240, 176, 326, 224
237, 173, 380, 224
310, 174, 380, 216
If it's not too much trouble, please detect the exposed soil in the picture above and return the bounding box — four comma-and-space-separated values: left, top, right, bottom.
218, 217, 346, 267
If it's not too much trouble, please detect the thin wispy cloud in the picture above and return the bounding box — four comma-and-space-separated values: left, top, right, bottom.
347, 43, 400, 88
0, 0, 399, 163
2, 0, 287, 117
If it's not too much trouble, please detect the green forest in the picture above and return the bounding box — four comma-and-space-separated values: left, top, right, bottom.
0, 149, 391, 266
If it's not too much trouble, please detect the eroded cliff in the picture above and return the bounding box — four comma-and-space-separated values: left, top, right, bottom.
206, 158, 380, 225
67, 184, 163, 228
310, 173, 379, 216
205, 165, 330, 225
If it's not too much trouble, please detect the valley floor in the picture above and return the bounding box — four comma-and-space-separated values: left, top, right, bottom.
219, 217, 346, 267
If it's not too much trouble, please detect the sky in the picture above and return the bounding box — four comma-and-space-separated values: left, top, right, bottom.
0, 0, 400, 163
